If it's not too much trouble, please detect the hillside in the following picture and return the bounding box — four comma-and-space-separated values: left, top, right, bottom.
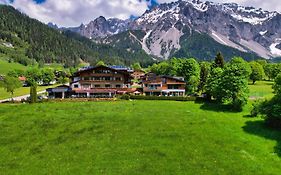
0, 58, 27, 75
0, 5, 154, 67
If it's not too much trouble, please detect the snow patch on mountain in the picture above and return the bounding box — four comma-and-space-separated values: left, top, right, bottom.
221, 3, 277, 25
259, 30, 267, 36
188, 0, 209, 12
142, 30, 152, 54
270, 39, 281, 56
136, 3, 180, 24
230, 14, 273, 25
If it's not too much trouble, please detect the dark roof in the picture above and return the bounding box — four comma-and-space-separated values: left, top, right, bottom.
73, 65, 132, 76
109, 65, 133, 71
46, 85, 71, 92
161, 76, 185, 82
56, 85, 70, 88
142, 73, 185, 82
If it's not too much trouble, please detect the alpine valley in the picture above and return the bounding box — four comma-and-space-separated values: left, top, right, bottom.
62, 0, 281, 62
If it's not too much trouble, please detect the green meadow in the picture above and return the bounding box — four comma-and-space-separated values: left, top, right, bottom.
0, 98, 281, 174
249, 81, 274, 99
0, 58, 27, 75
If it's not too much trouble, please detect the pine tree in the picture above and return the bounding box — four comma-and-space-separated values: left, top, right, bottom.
213, 52, 225, 68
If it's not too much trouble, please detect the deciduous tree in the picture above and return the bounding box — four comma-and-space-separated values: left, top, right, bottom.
249, 61, 265, 84
219, 57, 251, 111
0, 76, 22, 101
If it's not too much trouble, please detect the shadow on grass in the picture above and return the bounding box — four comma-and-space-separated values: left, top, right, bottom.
243, 115, 255, 118
243, 120, 281, 157
198, 101, 241, 113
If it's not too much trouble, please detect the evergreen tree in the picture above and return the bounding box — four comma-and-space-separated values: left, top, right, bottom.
198, 62, 211, 93
213, 52, 225, 68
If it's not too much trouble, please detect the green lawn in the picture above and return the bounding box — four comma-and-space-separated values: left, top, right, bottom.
249, 81, 274, 99
0, 100, 281, 174
0, 58, 27, 75
0, 85, 58, 100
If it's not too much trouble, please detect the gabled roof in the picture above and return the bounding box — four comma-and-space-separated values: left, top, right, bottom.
160, 75, 185, 82
73, 65, 132, 76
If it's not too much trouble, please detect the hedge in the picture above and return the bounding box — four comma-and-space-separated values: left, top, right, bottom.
129, 95, 197, 101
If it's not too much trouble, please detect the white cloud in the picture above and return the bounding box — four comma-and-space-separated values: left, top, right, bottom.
5, 0, 149, 27
0, 0, 10, 4
1, 0, 280, 27
158, 0, 281, 13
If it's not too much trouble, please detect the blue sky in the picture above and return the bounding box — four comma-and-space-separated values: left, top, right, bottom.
0, 0, 280, 27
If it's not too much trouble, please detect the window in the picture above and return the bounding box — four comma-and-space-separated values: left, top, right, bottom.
168, 85, 179, 89
149, 84, 161, 90
82, 84, 91, 89
84, 77, 90, 81
116, 77, 121, 81
93, 77, 101, 80
74, 84, 79, 88
105, 84, 111, 88
105, 77, 111, 81
116, 85, 121, 88
95, 85, 100, 88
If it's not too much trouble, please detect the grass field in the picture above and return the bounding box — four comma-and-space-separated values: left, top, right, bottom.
0, 100, 281, 174
0, 85, 58, 100
249, 81, 274, 99
0, 58, 27, 75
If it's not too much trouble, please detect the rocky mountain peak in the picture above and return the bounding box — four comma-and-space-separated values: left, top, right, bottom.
60, 0, 281, 60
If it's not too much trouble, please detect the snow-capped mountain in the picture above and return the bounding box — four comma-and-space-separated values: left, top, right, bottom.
63, 0, 281, 60
65, 16, 130, 39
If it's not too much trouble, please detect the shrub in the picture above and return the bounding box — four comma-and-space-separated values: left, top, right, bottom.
250, 100, 263, 117
130, 95, 197, 101
259, 97, 281, 129
120, 94, 130, 100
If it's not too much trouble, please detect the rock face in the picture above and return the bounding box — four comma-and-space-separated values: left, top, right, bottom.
67, 16, 131, 39
63, 0, 281, 59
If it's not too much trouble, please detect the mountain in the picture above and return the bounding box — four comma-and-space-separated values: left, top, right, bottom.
64, 16, 131, 39
0, 5, 154, 67
66, 0, 281, 61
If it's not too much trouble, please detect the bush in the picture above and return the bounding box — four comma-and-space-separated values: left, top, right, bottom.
250, 100, 263, 117
130, 95, 197, 101
258, 97, 281, 129
120, 94, 130, 100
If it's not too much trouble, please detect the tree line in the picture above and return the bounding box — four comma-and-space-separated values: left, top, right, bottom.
147, 53, 281, 111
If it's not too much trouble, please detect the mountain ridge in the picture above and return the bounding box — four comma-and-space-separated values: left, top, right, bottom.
59, 0, 281, 60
